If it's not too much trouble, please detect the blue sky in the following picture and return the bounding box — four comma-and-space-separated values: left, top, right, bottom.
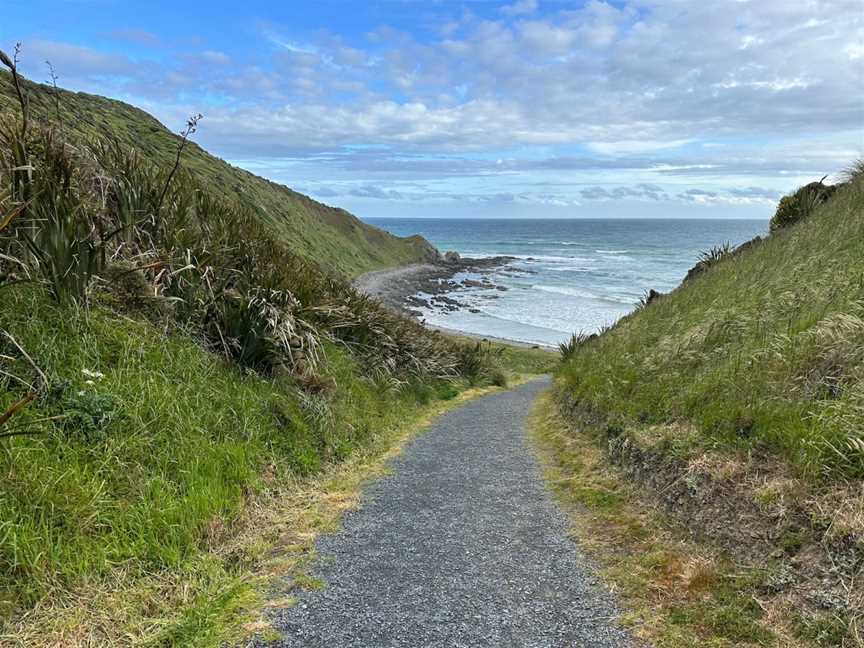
3, 0, 863, 219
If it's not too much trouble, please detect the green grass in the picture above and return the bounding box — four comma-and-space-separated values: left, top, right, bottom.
0, 60, 533, 641
0, 285, 482, 623
0, 51, 555, 646
0, 70, 432, 277
557, 173, 864, 479
548, 175, 864, 646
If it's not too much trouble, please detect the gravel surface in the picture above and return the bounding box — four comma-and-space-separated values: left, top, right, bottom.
261, 378, 635, 648
352, 263, 440, 305
352, 257, 514, 314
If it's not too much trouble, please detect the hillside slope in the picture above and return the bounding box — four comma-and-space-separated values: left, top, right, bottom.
0, 52, 560, 646
0, 71, 435, 277
554, 170, 863, 646
558, 171, 864, 479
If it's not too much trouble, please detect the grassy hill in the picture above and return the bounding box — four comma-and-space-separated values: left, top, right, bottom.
0, 51, 556, 645
552, 168, 864, 646
0, 70, 435, 277
557, 170, 864, 480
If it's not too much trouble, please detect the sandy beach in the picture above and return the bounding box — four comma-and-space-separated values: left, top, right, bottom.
428, 325, 557, 350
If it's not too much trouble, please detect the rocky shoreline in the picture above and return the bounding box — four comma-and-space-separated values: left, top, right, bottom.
353, 254, 520, 316
354, 253, 558, 349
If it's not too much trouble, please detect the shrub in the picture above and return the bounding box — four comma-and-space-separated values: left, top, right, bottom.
435, 382, 460, 400
770, 179, 836, 232
454, 341, 508, 386
205, 287, 321, 375
16, 132, 104, 304
635, 289, 663, 311
489, 368, 509, 387
697, 242, 733, 269
0, 55, 108, 304
54, 389, 120, 443
683, 242, 735, 282
841, 158, 864, 184
457, 342, 486, 383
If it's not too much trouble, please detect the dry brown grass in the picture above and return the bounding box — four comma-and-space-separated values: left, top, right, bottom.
809, 483, 864, 541
528, 390, 841, 648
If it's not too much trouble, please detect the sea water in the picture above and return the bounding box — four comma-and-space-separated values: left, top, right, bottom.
364, 218, 768, 347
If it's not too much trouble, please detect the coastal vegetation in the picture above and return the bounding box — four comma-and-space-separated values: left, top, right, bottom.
531, 395, 781, 648
1, 31, 859, 647
0, 50, 544, 645
550, 167, 864, 646
0, 63, 436, 278
557, 166, 864, 477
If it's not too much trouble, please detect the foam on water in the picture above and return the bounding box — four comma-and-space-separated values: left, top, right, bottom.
366, 218, 768, 346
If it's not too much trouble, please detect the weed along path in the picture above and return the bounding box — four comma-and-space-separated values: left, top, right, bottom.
261, 378, 635, 648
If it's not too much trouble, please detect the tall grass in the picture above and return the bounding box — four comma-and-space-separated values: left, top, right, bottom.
0, 287, 469, 615
557, 173, 864, 479
558, 331, 595, 360
0, 46, 477, 382
0, 47, 506, 622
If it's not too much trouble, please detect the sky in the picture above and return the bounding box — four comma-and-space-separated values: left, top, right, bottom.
2, 0, 863, 219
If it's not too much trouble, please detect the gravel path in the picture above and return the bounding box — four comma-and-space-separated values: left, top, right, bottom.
262, 378, 635, 648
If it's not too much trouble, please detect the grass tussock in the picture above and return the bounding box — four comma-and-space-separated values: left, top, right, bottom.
558, 331, 596, 361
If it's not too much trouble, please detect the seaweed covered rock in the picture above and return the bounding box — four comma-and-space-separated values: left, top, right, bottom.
770, 178, 836, 232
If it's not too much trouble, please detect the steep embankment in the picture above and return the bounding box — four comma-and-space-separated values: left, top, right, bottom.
552, 170, 863, 646
0, 71, 436, 277
559, 173, 864, 478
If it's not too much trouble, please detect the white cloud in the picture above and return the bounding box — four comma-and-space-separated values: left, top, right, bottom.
201, 50, 230, 65
107, 28, 161, 47
26, 2, 862, 156
13, 0, 862, 214
519, 22, 578, 56
587, 140, 694, 155
846, 43, 864, 60
23, 39, 137, 77
501, 0, 538, 17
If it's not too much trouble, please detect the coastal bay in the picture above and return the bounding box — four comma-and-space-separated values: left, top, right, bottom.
361, 218, 768, 346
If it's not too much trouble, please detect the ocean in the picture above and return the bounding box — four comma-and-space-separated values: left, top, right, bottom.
364, 218, 768, 347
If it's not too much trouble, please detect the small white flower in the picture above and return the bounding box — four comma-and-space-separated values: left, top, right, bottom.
82, 368, 105, 380
85, 380, 95, 386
